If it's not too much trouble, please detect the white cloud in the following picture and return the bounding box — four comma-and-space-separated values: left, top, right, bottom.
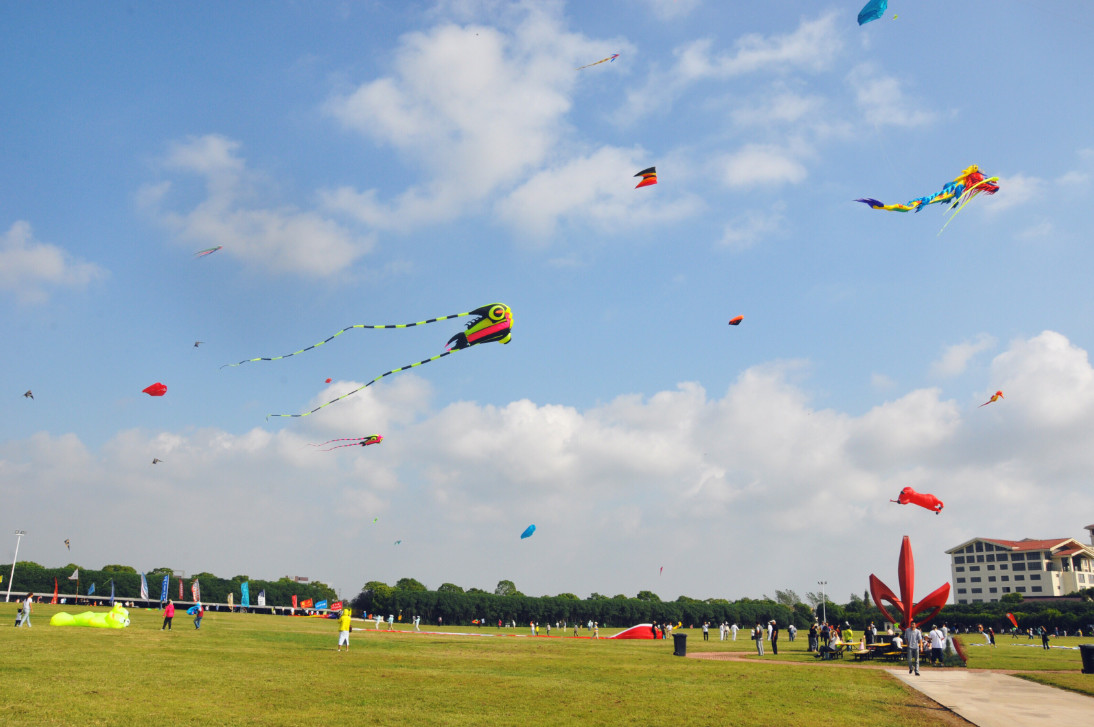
139, 135, 371, 278
730, 91, 824, 126
719, 144, 808, 188
930, 334, 997, 378
8, 332, 1094, 603
981, 172, 1044, 213
0, 221, 105, 304
847, 64, 936, 127
718, 203, 786, 250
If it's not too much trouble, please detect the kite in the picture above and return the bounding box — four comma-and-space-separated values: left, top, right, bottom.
520, 524, 536, 539
576, 53, 619, 70
979, 390, 1004, 407
858, 0, 887, 24
65, 539, 70, 550
24, 390, 33, 399
890, 486, 943, 514
372, 518, 378, 523
224, 303, 512, 419
193, 246, 222, 257
309, 435, 383, 452
394, 540, 402, 546
325, 378, 332, 383
49, 604, 130, 628
634, 167, 657, 188
659, 566, 663, 576
728, 316, 743, 326
1007, 612, 1018, 629
194, 341, 203, 348
142, 382, 167, 397
855, 166, 999, 232
152, 458, 164, 464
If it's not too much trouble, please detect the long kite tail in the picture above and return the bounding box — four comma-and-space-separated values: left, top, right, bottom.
308, 437, 377, 448
268, 349, 462, 419
221, 311, 475, 369
938, 176, 1000, 236
318, 441, 377, 452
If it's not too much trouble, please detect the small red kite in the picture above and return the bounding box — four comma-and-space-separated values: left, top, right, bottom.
634, 167, 657, 188
890, 486, 943, 514
142, 382, 167, 397
325, 378, 332, 383
979, 390, 1004, 407
1006, 612, 1018, 629
728, 316, 743, 326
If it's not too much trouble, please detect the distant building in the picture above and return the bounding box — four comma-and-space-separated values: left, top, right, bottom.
945, 524, 1094, 604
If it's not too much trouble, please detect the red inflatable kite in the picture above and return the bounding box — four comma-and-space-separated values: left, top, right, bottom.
979, 390, 1004, 407
890, 486, 943, 514
142, 382, 167, 397
728, 315, 743, 326
1006, 612, 1018, 629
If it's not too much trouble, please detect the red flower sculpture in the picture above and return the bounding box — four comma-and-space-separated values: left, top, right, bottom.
868, 535, 950, 629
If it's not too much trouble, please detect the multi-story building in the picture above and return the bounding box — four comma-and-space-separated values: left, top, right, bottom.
945, 524, 1094, 604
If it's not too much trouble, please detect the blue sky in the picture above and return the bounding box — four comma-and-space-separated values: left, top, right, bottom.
3, 0, 1093, 605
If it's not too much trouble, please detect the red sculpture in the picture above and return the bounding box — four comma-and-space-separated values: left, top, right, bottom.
868, 536, 950, 629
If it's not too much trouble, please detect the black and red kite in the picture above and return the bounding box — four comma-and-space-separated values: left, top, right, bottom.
634, 167, 657, 188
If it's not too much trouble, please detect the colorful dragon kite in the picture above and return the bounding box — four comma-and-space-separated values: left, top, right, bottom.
225, 303, 512, 419
576, 53, 619, 70
309, 435, 383, 452
856, 165, 999, 231
979, 390, 1004, 407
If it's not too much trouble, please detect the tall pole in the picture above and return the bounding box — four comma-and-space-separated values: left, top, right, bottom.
817, 580, 827, 624
5, 530, 26, 602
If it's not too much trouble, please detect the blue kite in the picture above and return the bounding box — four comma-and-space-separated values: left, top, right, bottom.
858, 0, 887, 25
520, 524, 536, 539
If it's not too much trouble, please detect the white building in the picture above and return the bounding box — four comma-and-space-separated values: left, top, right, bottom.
945, 524, 1094, 604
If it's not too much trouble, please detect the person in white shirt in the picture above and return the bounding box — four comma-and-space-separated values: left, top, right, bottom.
731, 623, 739, 640
928, 625, 946, 665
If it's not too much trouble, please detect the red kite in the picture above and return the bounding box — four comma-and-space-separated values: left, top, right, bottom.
325, 378, 332, 383
634, 167, 657, 188
728, 316, 743, 326
142, 382, 167, 397
890, 486, 943, 514
1006, 612, 1018, 629
979, 390, 1004, 407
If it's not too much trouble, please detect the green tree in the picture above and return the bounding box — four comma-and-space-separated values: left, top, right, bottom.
396, 577, 428, 591
101, 564, 137, 574
438, 583, 464, 594
556, 593, 578, 600
495, 580, 520, 597
636, 590, 661, 602
774, 589, 801, 607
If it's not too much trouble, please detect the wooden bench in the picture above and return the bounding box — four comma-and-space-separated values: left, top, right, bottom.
850, 649, 873, 661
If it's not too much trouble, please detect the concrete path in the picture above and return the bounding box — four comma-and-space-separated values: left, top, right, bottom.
888, 669, 1094, 727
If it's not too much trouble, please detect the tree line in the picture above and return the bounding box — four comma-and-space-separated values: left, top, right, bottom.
2, 561, 337, 606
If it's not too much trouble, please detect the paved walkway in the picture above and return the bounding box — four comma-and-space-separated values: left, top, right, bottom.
888, 669, 1094, 727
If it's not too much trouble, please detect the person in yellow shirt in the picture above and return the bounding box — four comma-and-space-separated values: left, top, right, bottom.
337, 608, 353, 652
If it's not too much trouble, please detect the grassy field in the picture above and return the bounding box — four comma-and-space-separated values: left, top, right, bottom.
1, 604, 974, 726
954, 634, 1094, 697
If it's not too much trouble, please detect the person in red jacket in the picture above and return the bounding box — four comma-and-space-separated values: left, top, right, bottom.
161, 600, 175, 630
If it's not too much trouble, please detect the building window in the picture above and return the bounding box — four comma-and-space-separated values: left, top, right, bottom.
1001, 576, 1009, 581
1002, 587, 1011, 593
977, 555, 985, 563
969, 566, 980, 571
986, 554, 995, 562
1017, 587, 1026, 592
1012, 563, 1026, 571
999, 564, 1008, 570
971, 588, 982, 593
1011, 553, 1024, 561
1028, 562, 1042, 571
988, 576, 996, 582
1030, 574, 1041, 580
989, 587, 998, 593
1031, 586, 1043, 593
955, 555, 965, 564
988, 565, 996, 571
970, 577, 982, 582
956, 566, 965, 573
1026, 552, 1040, 560
976, 542, 984, 552
959, 599, 968, 604
956, 578, 966, 583
1015, 575, 1025, 581
957, 588, 967, 594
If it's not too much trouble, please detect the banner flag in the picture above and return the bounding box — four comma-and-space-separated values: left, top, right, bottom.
88, 583, 96, 596
257, 590, 266, 607
315, 600, 328, 609
228, 593, 234, 609
178, 578, 183, 600
331, 601, 343, 611
161, 574, 170, 603
52, 578, 58, 604
110, 580, 115, 606
300, 598, 313, 608
292, 595, 298, 608
191, 579, 200, 602
140, 573, 149, 600
68, 568, 79, 580
241, 581, 250, 608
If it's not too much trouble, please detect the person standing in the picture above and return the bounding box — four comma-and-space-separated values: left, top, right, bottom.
787, 623, 797, 642
18, 593, 34, 627
375, 613, 383, 630
161, 600, 175, 630
808, 622, 819, 652
769, 621, 779, 655
1040, 626, 1050, 650
193, 602, 204, 630
387, 614, 395, 631
414, 615, 421, 631
754, 623, 765, 656
593, 622, 599, 639
928, 625, 945, 665
702, 621, 710, 641
904, 623, 922, 676
988, 627, 996, 648
337, 608, 352, 652
731, 622, 739, 641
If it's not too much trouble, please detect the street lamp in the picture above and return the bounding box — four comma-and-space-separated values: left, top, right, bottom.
817, 580, 827, 624
5, 530, 27, 603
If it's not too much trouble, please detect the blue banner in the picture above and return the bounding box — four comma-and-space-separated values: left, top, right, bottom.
160, 574, 169, 603
140, 573, 149, 600
241, 581, 250, 608
315, 600, 328, 609
109, 580, 115, 606
88, 583, 95, 596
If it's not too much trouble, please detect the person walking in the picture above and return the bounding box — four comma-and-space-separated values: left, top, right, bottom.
904, 623, 922, 676
161, 600, 175, 630
337, 608, 352, 652
753, 623, 765, 656
770, 620, 779, 655
387, 614, 395, 631
193, 602, 204, 630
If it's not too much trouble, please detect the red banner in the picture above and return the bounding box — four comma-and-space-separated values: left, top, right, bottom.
179, 578, 183, 600
191, 579, 200, 602
331, 601, 343, 611
300, 598, 314, 608
292, 595, 298, 608
52, 577, 58, 604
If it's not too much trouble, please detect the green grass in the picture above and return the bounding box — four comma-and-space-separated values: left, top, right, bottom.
1, 605, 968, 726
957, 634, 1092, 671
1014, 672, 1094, 698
